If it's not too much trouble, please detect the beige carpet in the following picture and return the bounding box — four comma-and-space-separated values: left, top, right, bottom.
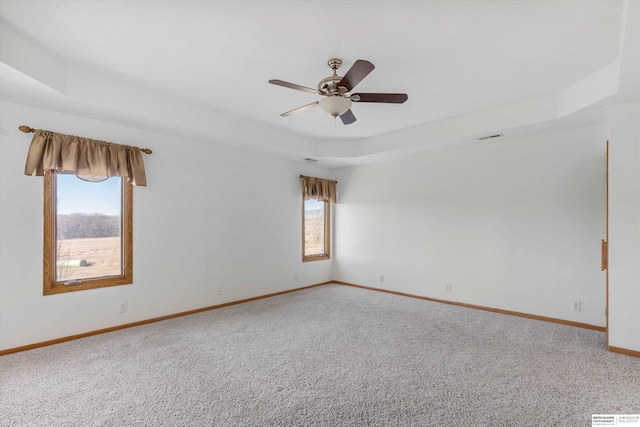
1, 284, 639, 426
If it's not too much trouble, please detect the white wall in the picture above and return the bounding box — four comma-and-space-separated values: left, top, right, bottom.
0, 101, 333, 351
333, 125, 607, 327
608, 101, 640, 352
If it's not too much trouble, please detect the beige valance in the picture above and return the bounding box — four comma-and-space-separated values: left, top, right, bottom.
24, 129, 148, 186
300, 175, 337, 203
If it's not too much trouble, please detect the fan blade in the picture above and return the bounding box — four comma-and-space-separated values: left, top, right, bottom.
340, 109, 356, 125
350, 93, 408, 103
337, 60, 375, 92
269, 79, 321, 95
281, 101, 319, 117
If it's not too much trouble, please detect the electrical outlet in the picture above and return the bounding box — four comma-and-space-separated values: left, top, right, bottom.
445, 284, 452, 292
217, 287, 223, 296
572, 301, 581, 312
379, 275, 384, 282
293, 274, 298, 282
120, 302, 128, 314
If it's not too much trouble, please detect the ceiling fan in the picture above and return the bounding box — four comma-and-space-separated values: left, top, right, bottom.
269, 58, 408, 125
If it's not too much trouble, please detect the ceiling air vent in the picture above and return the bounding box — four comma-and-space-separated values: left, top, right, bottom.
477, 133, 503, 141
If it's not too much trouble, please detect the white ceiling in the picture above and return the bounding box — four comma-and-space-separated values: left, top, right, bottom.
0, 0, 638, 167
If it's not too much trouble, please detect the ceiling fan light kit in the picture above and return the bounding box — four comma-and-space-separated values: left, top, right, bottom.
319, 96, 352, 117
269, 58, 408, 125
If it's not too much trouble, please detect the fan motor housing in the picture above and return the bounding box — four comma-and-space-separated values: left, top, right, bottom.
318, 76, 346, 95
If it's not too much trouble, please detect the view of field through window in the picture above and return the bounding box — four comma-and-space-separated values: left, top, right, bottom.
56, 174, 122, 282
304, 198, 325, 256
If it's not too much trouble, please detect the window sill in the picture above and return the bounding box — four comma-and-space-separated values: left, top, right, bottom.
44, 277, 132, 295
303, 255, 330, 263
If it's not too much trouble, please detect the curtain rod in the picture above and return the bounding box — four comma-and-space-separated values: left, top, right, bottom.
19, 126, 153, 155
299, 174, 338, 184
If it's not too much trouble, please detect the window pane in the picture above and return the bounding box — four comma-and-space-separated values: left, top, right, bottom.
304, 199, 325, 256
55, 174, 122, 282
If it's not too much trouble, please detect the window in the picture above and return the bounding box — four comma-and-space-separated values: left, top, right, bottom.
303, 198, 330, 262
43, 170, 132, 295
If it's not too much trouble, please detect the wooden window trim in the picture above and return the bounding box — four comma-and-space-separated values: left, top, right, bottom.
302, 198, 330, 262
43, 170, 133, 295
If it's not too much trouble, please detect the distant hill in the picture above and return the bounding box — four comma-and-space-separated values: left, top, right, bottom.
57, 213, 120, 239
305, 209, 323, 219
